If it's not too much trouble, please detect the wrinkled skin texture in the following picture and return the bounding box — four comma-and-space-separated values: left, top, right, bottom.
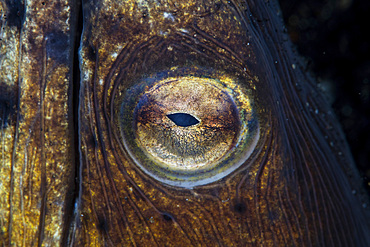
0, 0, 369, 246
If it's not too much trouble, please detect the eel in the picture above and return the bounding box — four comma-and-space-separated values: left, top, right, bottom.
0, 0, 369, 246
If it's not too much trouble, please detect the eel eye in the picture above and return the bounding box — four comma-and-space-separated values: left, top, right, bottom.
119, 68, 259, 188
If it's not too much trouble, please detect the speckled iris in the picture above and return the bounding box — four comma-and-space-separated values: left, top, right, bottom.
119, 68, 259, 188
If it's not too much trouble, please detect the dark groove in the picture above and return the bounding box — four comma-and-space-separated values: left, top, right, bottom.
61, 0, 83, 245
72, 0, 83, 211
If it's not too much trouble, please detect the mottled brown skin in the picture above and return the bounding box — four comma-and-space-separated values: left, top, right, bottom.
0, 0, 78, 246
0, 0, 369, 246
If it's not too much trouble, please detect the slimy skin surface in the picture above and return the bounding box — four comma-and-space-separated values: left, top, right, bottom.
0, 0, 369, 246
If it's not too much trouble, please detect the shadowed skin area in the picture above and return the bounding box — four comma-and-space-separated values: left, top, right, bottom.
0, 0, 369, 246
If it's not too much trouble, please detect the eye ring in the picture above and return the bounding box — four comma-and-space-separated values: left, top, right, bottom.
119, 67, 259, 188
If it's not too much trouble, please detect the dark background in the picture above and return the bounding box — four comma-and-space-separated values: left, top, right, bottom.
279, 0, 370, 195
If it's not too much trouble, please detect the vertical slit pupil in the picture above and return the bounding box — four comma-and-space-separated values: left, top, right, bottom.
167, 113, 199, 127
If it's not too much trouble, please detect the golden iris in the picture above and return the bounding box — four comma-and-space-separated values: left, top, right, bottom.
120, 68, 259, 188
